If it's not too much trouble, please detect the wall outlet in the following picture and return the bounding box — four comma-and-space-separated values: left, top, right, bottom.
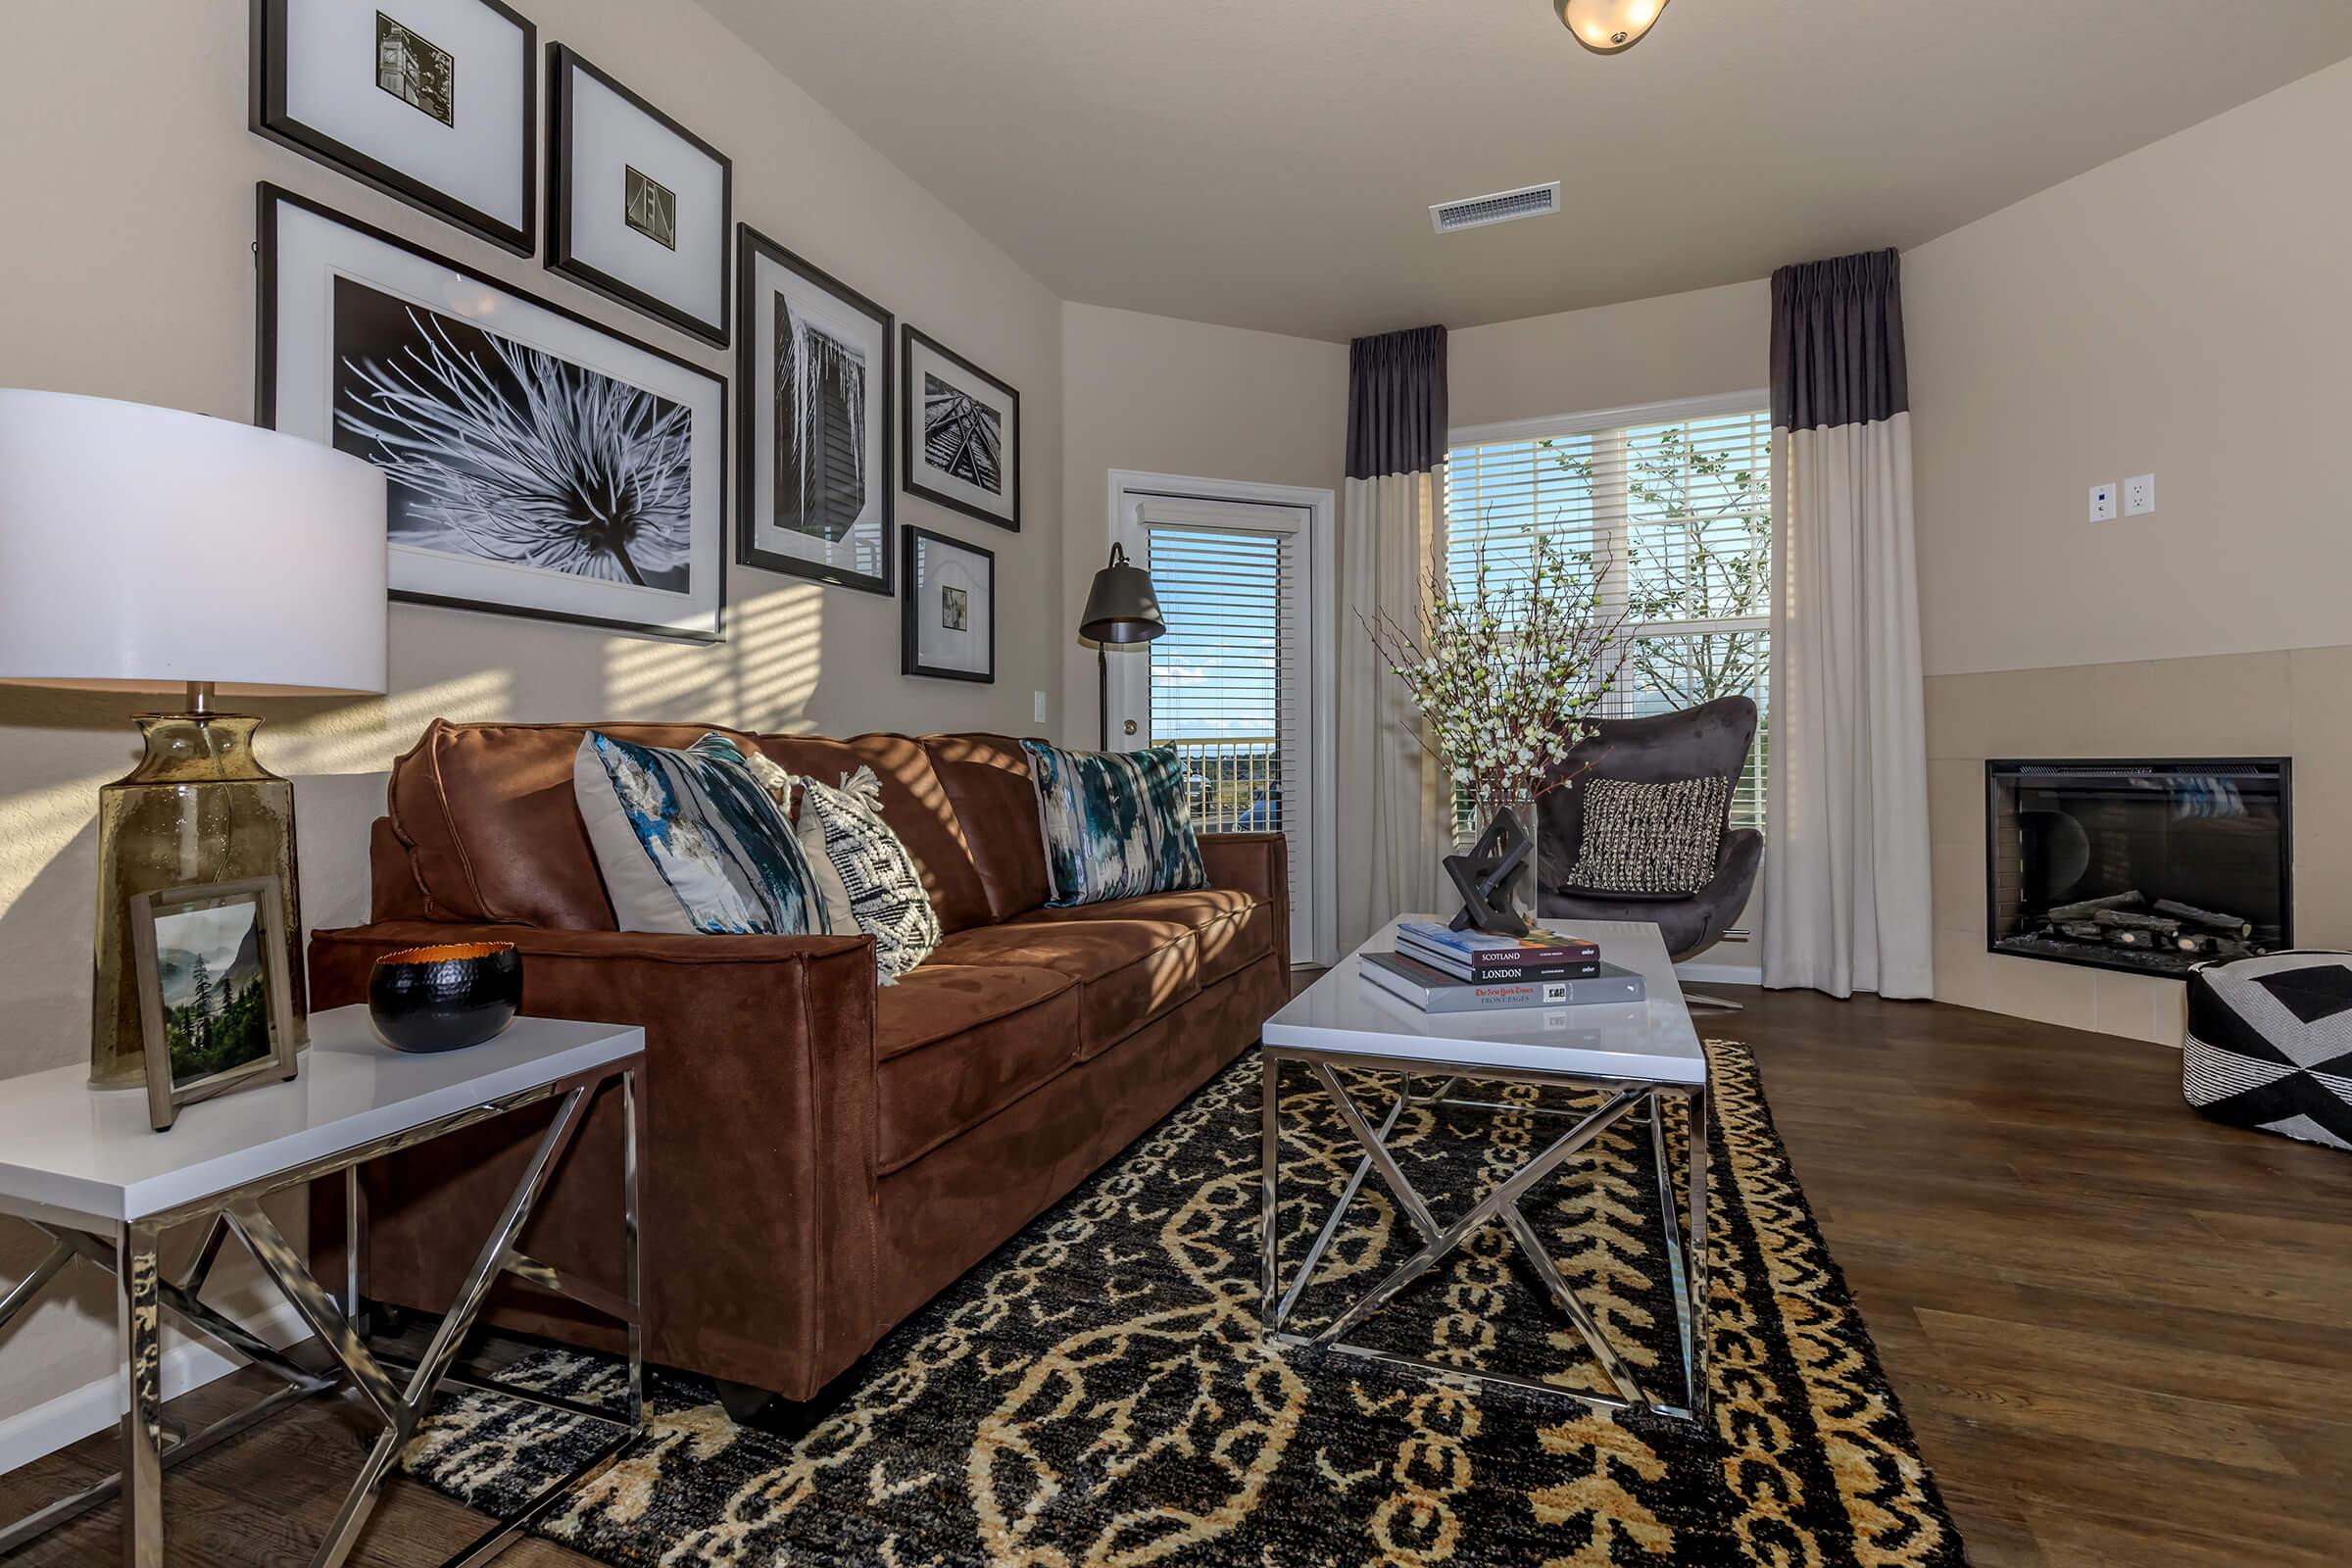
2124, 473, 2156, 515
2089, 482, 2117, 522
1033, 689, 1049, 724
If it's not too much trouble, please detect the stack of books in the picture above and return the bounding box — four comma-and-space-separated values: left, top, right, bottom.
1361, 921, 1645, 1013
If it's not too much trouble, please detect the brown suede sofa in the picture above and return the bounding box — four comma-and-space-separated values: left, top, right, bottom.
308, 720, 1288, 1404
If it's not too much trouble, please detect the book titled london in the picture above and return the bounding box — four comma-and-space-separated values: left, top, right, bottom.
1361, 951, 1646, 1013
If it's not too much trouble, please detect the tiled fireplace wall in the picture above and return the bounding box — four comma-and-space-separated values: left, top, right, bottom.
1929, 645, 2351, 1045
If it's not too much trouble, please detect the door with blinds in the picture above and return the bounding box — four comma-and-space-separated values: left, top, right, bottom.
1111, 490, 1328, 964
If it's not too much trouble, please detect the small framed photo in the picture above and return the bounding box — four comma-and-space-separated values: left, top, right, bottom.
738, 224, 895, 595
252, 0, 537, 256
903, 326, 1020, 531
902, 526, 995, 683
128, 879, 300, 1132
548, 45, 731, 346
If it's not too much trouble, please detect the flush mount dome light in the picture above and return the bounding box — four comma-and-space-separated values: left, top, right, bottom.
1556, 0, 1671, 53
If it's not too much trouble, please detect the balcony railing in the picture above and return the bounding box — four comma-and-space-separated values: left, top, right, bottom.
1169, 736, 1280, 835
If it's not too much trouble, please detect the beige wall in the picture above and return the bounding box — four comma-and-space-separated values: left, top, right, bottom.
1909, 59, 2352, 1034
0, 0, 1061, 1444
1449, 281, 1772, 974
1056, 303, 1348, 739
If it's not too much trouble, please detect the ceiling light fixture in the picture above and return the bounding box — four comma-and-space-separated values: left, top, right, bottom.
1556, 0, 1671, 54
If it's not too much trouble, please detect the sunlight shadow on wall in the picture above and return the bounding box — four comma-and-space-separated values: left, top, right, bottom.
604, 583, 825, 733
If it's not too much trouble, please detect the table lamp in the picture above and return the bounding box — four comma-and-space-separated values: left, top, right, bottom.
0, 389, 388, 1089
1079, 542, 1164, 750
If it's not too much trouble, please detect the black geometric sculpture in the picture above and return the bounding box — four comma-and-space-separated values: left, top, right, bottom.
1444, 807, 1532, 938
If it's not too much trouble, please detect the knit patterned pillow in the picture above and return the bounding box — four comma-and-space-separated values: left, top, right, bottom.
573, 732, 828, 936
792, 767, 942, 982
1022, 741, 1207, 906
1563, 775, 1732, 896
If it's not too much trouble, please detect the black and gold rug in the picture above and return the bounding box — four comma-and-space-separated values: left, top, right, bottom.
400, 1043, 1965, 1565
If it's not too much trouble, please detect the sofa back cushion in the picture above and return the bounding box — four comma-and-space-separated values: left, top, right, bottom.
752, 733, 995, 934
921, 733, 1049, 921
388, 720, 997, 933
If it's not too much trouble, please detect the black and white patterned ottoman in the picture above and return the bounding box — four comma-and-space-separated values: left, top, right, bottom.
2185, 953, 2352, 1152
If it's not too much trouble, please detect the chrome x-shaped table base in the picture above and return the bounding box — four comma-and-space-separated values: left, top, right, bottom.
0, 1062, 643, 1568
1259, 1048, 1710, 1424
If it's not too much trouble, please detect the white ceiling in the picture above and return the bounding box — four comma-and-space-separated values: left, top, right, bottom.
699, 0, 2352, 341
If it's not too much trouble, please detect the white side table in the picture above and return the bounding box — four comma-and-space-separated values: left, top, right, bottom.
0, 1005, 646, 1568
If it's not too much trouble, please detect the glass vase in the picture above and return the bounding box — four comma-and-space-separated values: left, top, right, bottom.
90, 712, 309, 1089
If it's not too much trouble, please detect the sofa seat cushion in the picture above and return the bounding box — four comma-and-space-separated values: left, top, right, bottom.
927, 918, 1200, 1059
875, 962, 1079, 1173
1010, 888, 1273, 988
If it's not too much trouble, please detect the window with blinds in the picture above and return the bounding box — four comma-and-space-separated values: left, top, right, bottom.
1144, 523, 1291, 837
1446, 407, 1772, 829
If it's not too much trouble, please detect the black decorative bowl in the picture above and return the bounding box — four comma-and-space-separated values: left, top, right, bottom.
368, 942, 522, 1054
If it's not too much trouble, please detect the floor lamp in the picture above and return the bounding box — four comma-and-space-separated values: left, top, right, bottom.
1079, 543, 1164, 749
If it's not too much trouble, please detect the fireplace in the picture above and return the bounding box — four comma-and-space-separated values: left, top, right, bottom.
1985, 759, 2292, 977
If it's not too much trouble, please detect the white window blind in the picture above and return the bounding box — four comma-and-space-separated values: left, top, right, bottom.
1145, 523, 1293, 839
1446, 408, 1772, 828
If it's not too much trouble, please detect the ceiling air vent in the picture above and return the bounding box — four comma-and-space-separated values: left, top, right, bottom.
1430, 181, 1561, 234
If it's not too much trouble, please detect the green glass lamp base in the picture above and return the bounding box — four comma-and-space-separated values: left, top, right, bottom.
89, 710, 310, 1090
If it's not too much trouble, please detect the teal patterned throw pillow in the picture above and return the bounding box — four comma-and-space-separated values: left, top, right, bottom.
1021, 740, 1208, 907
573, 731, 827, 936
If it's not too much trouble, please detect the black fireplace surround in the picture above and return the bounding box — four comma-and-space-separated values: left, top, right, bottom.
1985, 759, 2292, 978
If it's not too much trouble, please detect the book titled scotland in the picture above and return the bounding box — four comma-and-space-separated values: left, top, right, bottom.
1361, 951, 1645, 1013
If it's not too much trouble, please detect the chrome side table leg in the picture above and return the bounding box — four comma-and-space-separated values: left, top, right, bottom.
117, 1223, 164, 1568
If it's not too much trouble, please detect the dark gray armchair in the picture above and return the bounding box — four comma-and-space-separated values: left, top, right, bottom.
1536, 695, 1763, 1009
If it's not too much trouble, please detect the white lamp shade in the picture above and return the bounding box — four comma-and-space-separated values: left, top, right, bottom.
0, 389, 388, 697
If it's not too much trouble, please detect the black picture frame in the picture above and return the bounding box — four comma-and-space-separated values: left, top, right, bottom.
902, 324, 1022, 532
901, 525, 996, 683
257, 182, 729, 643
547, 43, 733, 347
251, 0, 538, 257
736, 222, 896, 597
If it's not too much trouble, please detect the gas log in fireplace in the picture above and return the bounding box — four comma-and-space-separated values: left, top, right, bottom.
1985, 759, 2291, 977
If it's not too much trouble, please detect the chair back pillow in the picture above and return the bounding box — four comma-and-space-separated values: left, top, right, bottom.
1563, 774, 1732, 897
1022, 740, 1208, 906
793, 767, 943, 982
573, 731, 827, 935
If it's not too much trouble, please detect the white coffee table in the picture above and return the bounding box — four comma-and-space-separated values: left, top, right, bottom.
0, 1005, 646, 1568
1259, 917, 1710, 1422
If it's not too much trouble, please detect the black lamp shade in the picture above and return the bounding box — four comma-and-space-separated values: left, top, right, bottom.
1080, 544, 1165, 645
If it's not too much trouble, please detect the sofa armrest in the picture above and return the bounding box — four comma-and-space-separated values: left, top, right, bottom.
309, 922, 880, 1399
1200, 832, 1290, 970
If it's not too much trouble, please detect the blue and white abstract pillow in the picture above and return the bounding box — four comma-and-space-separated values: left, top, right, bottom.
573, 731, 827, 936
1022, 740, 1208, 907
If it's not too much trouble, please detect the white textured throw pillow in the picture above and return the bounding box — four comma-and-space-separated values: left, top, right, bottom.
795, 767, 942, 982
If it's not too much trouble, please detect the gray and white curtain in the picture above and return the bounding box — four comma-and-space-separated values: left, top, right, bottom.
1762, 250, 1935, 999
1336, 325, 1451, 953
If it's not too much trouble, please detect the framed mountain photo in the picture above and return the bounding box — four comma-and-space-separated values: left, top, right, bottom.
547, 44, 732, 347
258, 184, 728, 642
902, 325, 1020, 531
252, 0, 537, 256
737, 223, 895, 595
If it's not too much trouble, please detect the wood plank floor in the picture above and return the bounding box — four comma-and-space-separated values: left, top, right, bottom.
5, 987, 2349, 1565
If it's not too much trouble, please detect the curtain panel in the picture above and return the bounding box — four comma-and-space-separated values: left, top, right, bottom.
1336, 326, 1450, 952
1762, 250, 1935, 1000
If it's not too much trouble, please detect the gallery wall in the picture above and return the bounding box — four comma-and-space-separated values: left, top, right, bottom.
0, 0, 1063, 1444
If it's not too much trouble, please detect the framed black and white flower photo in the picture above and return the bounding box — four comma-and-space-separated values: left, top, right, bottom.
902, 326, 1020, 531
737, 224, 894, 596
902, 527, 995, 683
252, 0, 537, 256
547, 45, 731, 347
258, 184, 727, 642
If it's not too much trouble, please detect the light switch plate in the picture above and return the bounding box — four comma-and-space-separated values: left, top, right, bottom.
1033, 690, 1049, 724
2089, 482, 2117, 522
2124, 473, 2156, 515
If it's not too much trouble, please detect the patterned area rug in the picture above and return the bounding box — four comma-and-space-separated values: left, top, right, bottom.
400, 1042, 1965, 1565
